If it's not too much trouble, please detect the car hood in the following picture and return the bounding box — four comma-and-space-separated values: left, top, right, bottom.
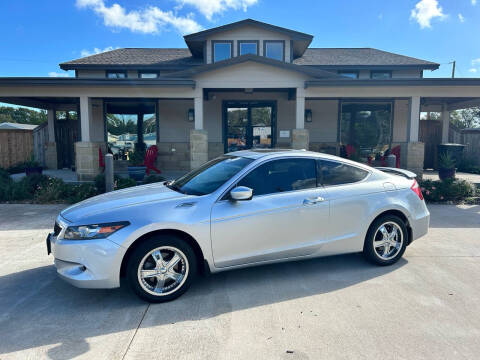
61, 182, 189, 223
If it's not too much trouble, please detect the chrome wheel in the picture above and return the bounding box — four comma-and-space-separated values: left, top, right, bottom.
137, 246, 189, 296
373, 221, 403, 261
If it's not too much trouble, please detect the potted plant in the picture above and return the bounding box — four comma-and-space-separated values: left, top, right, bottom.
438, 152, 456, 180
24, 154, 43, 176
127, 146, 146, 181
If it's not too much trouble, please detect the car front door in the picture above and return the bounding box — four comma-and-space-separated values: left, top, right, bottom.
210, 158, 330, 268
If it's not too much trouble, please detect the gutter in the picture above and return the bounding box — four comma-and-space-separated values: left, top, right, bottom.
305, 78, 480, 88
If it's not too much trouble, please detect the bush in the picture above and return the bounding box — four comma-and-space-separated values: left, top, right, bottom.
95, 174, 137, 192
419, 178, 476, 202
143, 174, 166, 184
458, 157, 480, 174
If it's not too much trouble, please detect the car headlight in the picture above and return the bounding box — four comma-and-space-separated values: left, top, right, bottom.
64, 221, 130, 240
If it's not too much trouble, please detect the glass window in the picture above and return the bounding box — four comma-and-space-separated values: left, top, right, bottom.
238, 158, 317, 196
317, 160, 369, 186
213, 42, 232, 62
139, 72, 159, 79
239, 41, 257, 55
265, 41, 284, 61
170, 156, 253, 196
371, 71, 392, 79
338, 71, 359, 79
106, 71, 127, 79
106, 114, 138, 160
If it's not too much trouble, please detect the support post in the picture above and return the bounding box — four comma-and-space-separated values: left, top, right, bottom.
408, 96, 421, 142
406, 96, 424, 177
105, 154, 114, 192
295, 87, 305, 129
441, 103, 450, 143
45, 109, 58, 169
79, 96, 91, 142
194, 96, 203, 130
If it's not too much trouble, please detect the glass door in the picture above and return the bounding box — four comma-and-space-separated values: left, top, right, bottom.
224, 101, 275, 153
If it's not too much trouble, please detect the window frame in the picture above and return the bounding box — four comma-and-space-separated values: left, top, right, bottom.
238, 40, 259, 56
337, 70, 359, 79
212, 40, 234, 63
263, 40, 285, 62
105, 70, 128, 79
316, 159, 371, 188
138, 71, 160, 79
220, 156, 319, 201
370, 70, 392, 79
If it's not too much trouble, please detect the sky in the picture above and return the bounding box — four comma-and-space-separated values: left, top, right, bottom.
0, 0, 479, 79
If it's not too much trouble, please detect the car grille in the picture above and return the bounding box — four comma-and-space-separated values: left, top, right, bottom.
53, 221, 62, 236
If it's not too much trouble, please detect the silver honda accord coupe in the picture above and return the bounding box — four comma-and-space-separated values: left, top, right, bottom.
47, 149, 429, 302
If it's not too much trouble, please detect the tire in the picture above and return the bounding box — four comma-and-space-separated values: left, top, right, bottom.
363, 215, 408, 266
127, 235, 197, 303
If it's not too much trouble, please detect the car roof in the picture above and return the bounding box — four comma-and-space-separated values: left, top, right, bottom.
226, 148, 375, 172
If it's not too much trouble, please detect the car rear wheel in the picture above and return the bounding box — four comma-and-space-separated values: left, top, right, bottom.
363, 215, 408, 266
127, 235, 197, 302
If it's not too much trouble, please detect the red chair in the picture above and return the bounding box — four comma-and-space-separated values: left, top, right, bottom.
391, 145, 401, 168
143, 145, 161, 175
99, 147, 105, 170
345, 144, 356, 159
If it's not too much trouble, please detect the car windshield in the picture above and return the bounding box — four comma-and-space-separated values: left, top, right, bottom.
167, 155, 253, 196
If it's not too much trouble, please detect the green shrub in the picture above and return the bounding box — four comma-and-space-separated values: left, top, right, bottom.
116, 177, 137, 189
64, 183, 98, 204
458, 157, 480, 174
143, 174, 166, 184
95, 173, 137, 192
419, 178, 476, 202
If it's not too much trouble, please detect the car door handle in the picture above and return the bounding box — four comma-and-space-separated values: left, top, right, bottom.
303, 196, 325, 205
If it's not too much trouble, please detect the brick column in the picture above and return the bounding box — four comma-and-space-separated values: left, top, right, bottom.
406, 142, 425, 178
75, 142, 106, 181
190, 130, 208, 170
291, 129, 309, 150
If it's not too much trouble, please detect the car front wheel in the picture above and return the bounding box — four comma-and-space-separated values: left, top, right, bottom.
127, 235, 197, 302
363, 215, 408, 266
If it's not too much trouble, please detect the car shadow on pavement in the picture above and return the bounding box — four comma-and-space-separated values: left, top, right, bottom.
0, 254, 406, 358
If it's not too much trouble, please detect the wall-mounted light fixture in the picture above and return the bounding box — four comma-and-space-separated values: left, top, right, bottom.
187, 108, 195, 122
305, 109, 313, 123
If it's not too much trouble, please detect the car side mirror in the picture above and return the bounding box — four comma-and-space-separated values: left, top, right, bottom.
230, 186, 253, 201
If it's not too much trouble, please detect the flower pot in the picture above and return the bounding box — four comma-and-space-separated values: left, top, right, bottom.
25, 166, 43, 176
438, 167, 455, 181
127, 166, 146, 181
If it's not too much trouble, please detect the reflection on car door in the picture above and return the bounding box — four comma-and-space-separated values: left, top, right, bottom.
210, 158, 330, 268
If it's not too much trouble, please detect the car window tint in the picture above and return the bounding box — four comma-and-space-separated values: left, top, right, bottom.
238, 158, 317, 196
317, 160, 369, 186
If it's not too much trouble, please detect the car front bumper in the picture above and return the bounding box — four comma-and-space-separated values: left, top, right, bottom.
48, 219, 126, 289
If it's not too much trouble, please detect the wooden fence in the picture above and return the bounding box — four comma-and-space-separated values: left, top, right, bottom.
449, 126, 480, 166
0, 129, 34, 168
33, 122, 48, 167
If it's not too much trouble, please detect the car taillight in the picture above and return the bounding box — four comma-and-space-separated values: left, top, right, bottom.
411, 179, 423, 200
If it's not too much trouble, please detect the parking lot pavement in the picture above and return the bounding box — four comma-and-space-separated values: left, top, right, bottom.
0, 204, 479, 359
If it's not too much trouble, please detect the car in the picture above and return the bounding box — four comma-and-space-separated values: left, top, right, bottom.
47, 149, 430, 302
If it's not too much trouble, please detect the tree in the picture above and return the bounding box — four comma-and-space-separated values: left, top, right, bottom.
450, 107, 480, 129
0, 106, 47, 125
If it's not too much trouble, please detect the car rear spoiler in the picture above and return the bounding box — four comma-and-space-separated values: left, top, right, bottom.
376, 167, 417, 179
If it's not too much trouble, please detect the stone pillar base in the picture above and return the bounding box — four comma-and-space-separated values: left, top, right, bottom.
75, 141, 106, 181
406, 142, 425, 178
45, 142, 58, 170
190, 130, 208, 170
291, 129, 309, 150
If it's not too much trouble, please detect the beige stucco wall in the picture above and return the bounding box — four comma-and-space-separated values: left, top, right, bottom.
393, 99, 409, 143
206, 25, 292, 63
90, 99, 105, 142
158, 99, 194, 142
305, 100, 338, 143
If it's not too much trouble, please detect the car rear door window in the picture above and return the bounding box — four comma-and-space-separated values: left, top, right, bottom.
237, 158, 317, 196
317, 159, 369, 186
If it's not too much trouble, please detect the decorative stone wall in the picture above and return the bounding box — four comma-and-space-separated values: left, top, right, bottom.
75, 141, 106, 181
406, 142, 425, 177
291, 129, 309, 150
44, 142, 58, 169
190, 130, 208, 170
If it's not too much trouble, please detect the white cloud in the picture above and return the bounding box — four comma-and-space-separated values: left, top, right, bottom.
472, 0, 477, 6
472, 58, 480, 66
81, 46, 118, 57
410, 0, 447, 29
458, 13, 465, 22
76, 0, 203, 35
175, 0, 258, 21
48, 71, 71, 77
469, 68, 478, 73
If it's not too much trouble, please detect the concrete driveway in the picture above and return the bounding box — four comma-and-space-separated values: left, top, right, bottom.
0, 204, 479, 359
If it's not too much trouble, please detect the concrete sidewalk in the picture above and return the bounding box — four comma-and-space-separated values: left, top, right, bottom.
0, 204, 479, 359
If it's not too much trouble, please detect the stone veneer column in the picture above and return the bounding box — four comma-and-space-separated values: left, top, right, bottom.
75, 142, 106, 181
190, 130, 208, 170
291, 129, 310, 150
406, 142, 425, 178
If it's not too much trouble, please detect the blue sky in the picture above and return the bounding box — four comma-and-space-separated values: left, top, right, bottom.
0, 0, 479, 78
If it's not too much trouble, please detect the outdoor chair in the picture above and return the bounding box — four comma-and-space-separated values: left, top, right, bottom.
143, 145, 161, 175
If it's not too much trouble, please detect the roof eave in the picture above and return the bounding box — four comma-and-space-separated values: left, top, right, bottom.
301, 64, 440, 70
305, 78, 480, 87
0, 77, 196, 87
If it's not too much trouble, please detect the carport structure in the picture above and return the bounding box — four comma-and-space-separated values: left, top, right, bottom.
1, 76, 480, 180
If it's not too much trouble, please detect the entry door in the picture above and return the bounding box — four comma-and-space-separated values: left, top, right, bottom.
211, 157, 330, 268
224, 101, 276, 153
